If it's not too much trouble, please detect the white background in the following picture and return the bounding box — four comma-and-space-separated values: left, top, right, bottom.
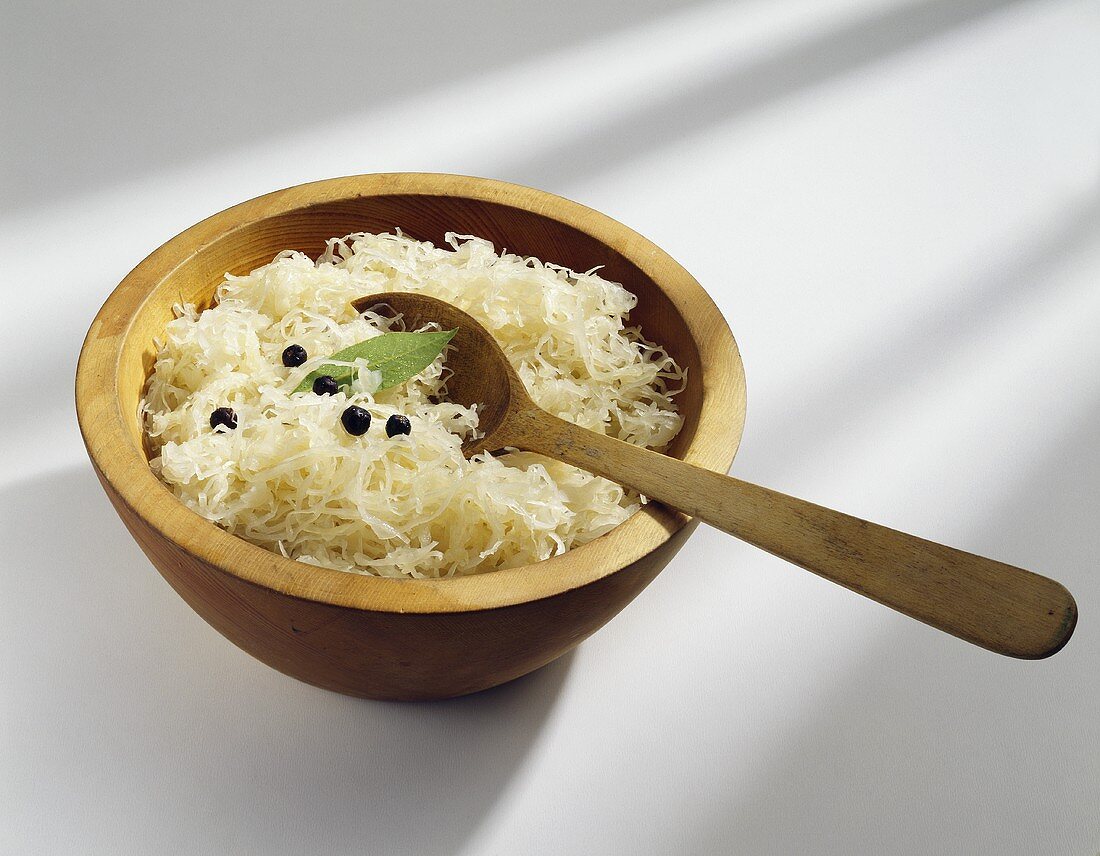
2, 0, 1099, 853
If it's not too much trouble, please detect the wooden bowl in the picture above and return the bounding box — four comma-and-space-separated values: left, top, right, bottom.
75, 174, 747, 700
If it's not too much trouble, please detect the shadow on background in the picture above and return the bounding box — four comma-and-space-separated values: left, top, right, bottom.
686, 385, 1100, 854
0, 0, 707, 212
746, 192, 1100, 479
507, 0, 1025, 187
0, 466, 570, 854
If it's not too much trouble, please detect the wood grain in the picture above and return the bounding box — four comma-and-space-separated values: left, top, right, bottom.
369, 291, 1077, 660
75, 173, 747, 700
514, 412, 1076, 659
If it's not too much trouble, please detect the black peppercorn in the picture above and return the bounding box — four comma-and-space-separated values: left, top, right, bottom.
385, 414, 411, 437
341, 405, 372, 436
210, 407, 238, 431
282, 344, 308, 367
313, 375, 340, 396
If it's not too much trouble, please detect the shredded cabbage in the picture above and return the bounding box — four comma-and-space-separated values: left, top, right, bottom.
143, 232, 685, 578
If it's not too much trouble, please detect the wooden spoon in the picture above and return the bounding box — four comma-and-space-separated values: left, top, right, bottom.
354, 292, 1077, 659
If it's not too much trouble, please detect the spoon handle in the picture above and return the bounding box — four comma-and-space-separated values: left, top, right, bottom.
512, 409, 1077, 659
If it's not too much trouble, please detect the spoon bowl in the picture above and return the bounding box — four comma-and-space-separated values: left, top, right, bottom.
352, 292, 530, 457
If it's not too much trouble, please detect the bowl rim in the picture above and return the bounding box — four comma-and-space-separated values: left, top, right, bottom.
76, 173, 747, 614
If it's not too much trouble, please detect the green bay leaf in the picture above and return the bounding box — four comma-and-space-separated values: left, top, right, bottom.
292, 329, 457, 394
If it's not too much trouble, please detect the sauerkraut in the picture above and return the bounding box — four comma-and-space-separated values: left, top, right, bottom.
143, 232, 685, 578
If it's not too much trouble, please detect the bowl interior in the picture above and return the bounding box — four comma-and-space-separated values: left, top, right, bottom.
86, 175, 745, 612
119, 193, 704, 461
